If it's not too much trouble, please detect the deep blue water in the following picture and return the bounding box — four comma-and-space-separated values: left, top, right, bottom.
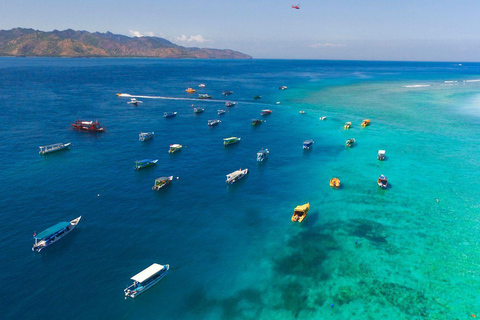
2, 58, 480, 319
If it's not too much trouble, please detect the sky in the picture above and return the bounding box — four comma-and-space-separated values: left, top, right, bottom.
2, 0, 480, 61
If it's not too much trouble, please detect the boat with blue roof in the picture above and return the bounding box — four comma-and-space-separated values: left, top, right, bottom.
32, 216, 82, 252
257, 148, 269, 162
303, 139, 314, 150
135, 159, 158, 170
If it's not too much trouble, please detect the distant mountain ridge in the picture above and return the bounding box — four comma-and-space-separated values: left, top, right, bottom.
0, 28, 252, 59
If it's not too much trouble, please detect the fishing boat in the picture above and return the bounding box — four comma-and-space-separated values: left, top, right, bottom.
164, 112, 177, 118
344, 122, 352, 129
168, 144, 182, 154
330, 178, 341, 188
193, 107, 204, 113
124, 263, 170, 299
279, 86, 288, 90
253, 95, 262, 99
135, 159, 158, 170
185, 87, 196, 93
217, 110, 226, 115
299, 110, 305, 114
198, 94, 212, 99
71, 120, 106, 132
361, 119, 371, 127
199, 84, 206, 88
32, 216, 82, 252
223, 137, 241, 146
139, 132, 154, 141
222, 90, 233, 96
39, 143, 71, 155
226, 168, 249, 184
225, 102, 237, 107
257, 149, 269, 162
291, 203, 309, 223
251, 119, 263, 126
346, 138, 355, 147
378, 150, 385, 161
152, 176, 173, 190
260, 109, 272, 115
303, 139, 314, 149
378, 175, 388, 188
208, 119, 221, 126
320, 116, 327, 121
127, 98, 143, 106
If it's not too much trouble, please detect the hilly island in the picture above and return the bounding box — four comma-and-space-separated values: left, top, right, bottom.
0, 28, 252, 59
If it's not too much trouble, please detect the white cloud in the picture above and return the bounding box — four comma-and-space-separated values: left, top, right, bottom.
175, 34, 213, 43
129, 30, 155, 37
310, 43, 346, 48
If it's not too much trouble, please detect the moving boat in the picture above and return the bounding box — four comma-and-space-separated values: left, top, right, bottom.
279, 86, 288, 90
217, 110, 226, 115
344, 122, 352, 129
330, 178, 341, 188
164, 112, 177, 118
257, 149, 269, 162
260, 110, 272, 115
71, 120, 106, 132
251, 119, 263, 126
32, 216, 82, 252
226, 168, 249, 184
346, 138, 355, 147
139, 132, 154, 142
222, 90, 233, 96
124, 263, 170, 299
378, 175, 388, 188
291, 203, 309, 223
225, 102, 237, 107
253, 95, 262, 99
361, 119, 371, 127
152, 176, 173, 190
303, 139, 314, 150
193, 107, 204, 113
208, 119, 221, 126
378, 150, 385, 161
223, 137, 241, 146
198, 94, 212, 99
39, 143, 71, 155
168, 144, 182, 154
185, 87, 196, 93
127, 98, 143, 106
135, 159, 158, 170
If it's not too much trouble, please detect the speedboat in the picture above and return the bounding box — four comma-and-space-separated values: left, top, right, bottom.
226, 168, 249, 184
208, 119, 221, 126
330, 178, 340, 188
378, 150, 385, 161
135, 159, 158, 170
152, 176, 173, 190
217, 110, 226, 115
139, 132, 154, 142
260, 110, 272, 115
127, 98, 143, 106
223, 137, 241, 146
279, 86, 288, 90
361, 119, 371, 127
71, 120, 106, 132
303, 139, 314, 150
222, 90, 233, 96
257, 149, 269, 162
198, 94, 212, 99
346, 138, 355, 147
378, 175, 388, 188
225, 102, 237, 107
185, 87, 196, 93
124, 263, 170, 299
344, 122, 352, 129
168, 144, 182, 154
32, 216, 82, 252
251, 119, 263, 126
164, 112, 177, 118
291, 203, 309, 223
193, 107, 204, 113
39, 143, 71, 155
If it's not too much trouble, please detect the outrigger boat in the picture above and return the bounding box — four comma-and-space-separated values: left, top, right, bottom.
223, 137, 241, 146
39, 143, 71, 155
378, 150, 385, 161
217, 110, 226, 115
168, 144, 182, 154
257, 149, 269, 162
279, 86, 288, 90
225, 102, 237, 107
291, 203, 309, 223
303, 139, 314, 150
164, 112, 177, 118
330, 178, 341, 188
346, 138, 355, 147
193, 107, 204, 113
139, 132, 154, 141
135, 159, 158, 170
226, 168, 249, 184
222, 90, 233, 96
127, 98, 143, 106
32, 216, 82, 252
253, 95, 262, 99
152, 176, 173, 190
124, 263, 170, 299
378, 175, 388, 188
198, 94, 212, 99
185, 87, 196, 93
71, 120, 106, 132
344, 122, 352, 129
208, 119, 221, 126
251, 119, 263, 126
361, 119, 371, 127
260, 109, 272, 115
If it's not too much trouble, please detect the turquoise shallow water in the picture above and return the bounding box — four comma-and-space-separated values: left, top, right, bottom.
1, 58, 480, 319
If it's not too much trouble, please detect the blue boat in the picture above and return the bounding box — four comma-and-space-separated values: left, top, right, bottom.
135, 159, 158, 170
124, 263, 170, 298
164, 112, 177, 118
257, 148, 269, 162
32, 216, 82, 252
303, 139, 314, 150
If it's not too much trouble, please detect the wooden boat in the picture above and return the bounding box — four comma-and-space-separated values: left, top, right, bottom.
291, 203, 309, 223
127, 98, 143, 106
193, 107, 204, 113
217, 110, 226, 115
251, 119, 263, 126
164, 112, 177, 118
222, 90, 233, 96
124, 263, 170, 299
260, 109, 272, 115
135, 159, 158, 170
223, 137, 241, 146
185, 87, 196, 93
39, 143, 71, 155
361, 119, 371, 127
32, 216, 81, 252
198, 94, 212, 99
253, 95, 262, 99
168, 144, 182, 154
257, 149, 269, 162
344, 122, 352, 129
330, 178, 341, 188
139, 132, 154, 142
208, 119, 221, 126
279, 86, 288, 90
225, 102, 237, 107
152, 176, 173, 190
378, 150, 385, 161
71, 120, 106, 132
303, 139, 314, 150
346, 138, 355, 147
226, 168, 249, 184
378, 175, 388, 188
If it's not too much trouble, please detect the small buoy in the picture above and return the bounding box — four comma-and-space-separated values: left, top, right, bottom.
97, 194, 100, 197
176, 177, 179, 180
330, 304, 334, 308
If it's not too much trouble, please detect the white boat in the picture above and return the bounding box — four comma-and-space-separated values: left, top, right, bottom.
127, 98, 143, 106
257, 149, 269, 162
199, 84, 206, 88
124, 263, 170, 298
139, 132, 154, 141
226, 168, 249, 184
217, 110, 226, 115
378, 150, 385, 161
319, 116, 326, 121
39, 143, 71, 155
32, 216, 81, 252
208, 119, 221, 126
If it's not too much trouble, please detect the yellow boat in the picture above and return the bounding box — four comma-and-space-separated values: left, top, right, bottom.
185, 87, 196, 93
344, 122, 351, 129
330, 178, 340, 188
361, 119, 370, 127
291, 202, 310, 223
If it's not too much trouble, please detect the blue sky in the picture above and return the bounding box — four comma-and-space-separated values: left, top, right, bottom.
2, 0, 480, 61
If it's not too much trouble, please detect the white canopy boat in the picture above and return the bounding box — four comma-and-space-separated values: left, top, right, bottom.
127, 98, 143, 106
226, 168, 249, 184
124, 263, 170, 298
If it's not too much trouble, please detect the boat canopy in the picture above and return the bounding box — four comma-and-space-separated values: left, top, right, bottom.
131, 263, 165, 283
224, 137, 238, 141
378, 150, 385, 155
35, 221, 70, 239
170, 144, 181, 148
294, 203, 309, 213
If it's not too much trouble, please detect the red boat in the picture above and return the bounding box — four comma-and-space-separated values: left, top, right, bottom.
71, 120, 106, 132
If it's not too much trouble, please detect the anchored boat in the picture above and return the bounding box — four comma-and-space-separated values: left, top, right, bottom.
279, 86, 288, 90
361, 119, 371, 127
303, 139, 314, 150
251, 119, 263, 126
208, 119, 221, 126
139, 132, 154, 142
198, 94, 212, 99
346, 138, 355, 147
253, 95, 262, 100
193, 107, 204, 113
39, 143, 71, 155
164, 112, 177, 118
257, 149, 269, 162
320, 116, 327, 121
226, 168, 249, 184
223, 137, 241, 146
378, 150, 385, 161
71, 120, 106, 132
124, 263, 170, 299
222, 90, 233, 96
225, 102, 237, 107
378, 175, 388, 188
344, 122, 352, 129
32, 216, 81, 252
199, 84, 206, 88
217, 110, 226, 115
330, 178, 341, 188
152, 176, 173, 190
185, 87, 196, 93
291, 203, 309, 223
168, 144, 182, 154
135, 159, 158, 170
260, 109, 272, 115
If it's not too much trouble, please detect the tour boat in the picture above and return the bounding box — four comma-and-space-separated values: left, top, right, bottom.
193, 107, 204, 113
256, 149, 269, 162
251, 119, 263, 126
217, 110, 226, 115
139, 132, 154, 142
32, 216, 82, 252
279, 86, 288, 90
208, 119, 221, 126
198, 94, 212, 99
303, 139, 314, 150
330, 178, 341, 188
378, 150, 385, 161
152, 176, 173, 190
225, 102, 237, 107
260, 109, 272, 115
346, 138, 355, 147
127, 98, 143, 106
361, 119, 371, 127
344, 122, 352, 129
185, 87, 196, 93
124, 263, 170, 299
253, 95, 262, 99
223, 137, 241, 146
168, 144, 182, 154
39, 143, 71, 155
135, 159, 158, 170
71, 120, 106, 132
226, 168, 249, 184
378, 175, 388, 188
164, 112, 177, 118
291, 203, 309, 223
222, 90, 233, 96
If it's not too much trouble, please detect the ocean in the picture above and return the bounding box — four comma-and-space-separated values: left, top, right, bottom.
1, 58, 480, 319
